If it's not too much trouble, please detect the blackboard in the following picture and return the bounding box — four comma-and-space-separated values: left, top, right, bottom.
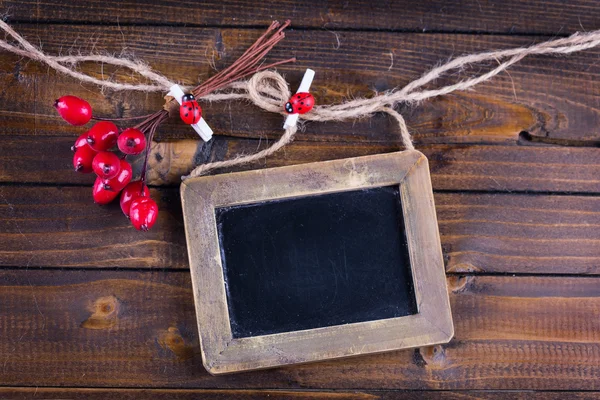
216, 185, 417, 338
182, 151, 453, 373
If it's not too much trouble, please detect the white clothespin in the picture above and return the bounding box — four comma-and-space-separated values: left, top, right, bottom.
167, 84, 213, 142
283, 69, 315, 130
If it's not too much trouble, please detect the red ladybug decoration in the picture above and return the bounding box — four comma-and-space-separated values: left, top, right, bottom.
284, 92, 315, 114
180, 94, 202, 125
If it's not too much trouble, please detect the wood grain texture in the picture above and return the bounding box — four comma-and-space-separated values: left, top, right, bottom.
0, 388, 380, 400
2, 1, 600, 394
3, 185, 600, 274
1, 271, 600, 389
4, 0, 600, 34
0, 186, 188, 268
4, 136, 600, 194
2, 388, 600, 400
439, 192, 600, 274
175, 142, 600, 194
0, 25, 598, 145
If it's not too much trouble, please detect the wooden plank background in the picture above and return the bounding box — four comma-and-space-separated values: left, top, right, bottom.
1, 1, 600, 398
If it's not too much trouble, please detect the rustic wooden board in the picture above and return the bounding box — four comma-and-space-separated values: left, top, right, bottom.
3, 186, 600, 274
0, 271, 599, 389
4, 136, 600, 195
0, 388, 376, 400
5, 0, 600, 34
0, 388, 382, 400
0, 186, 187, 269
154, 141, 600, 193
440, 192, 600, 274
0, 25, 598, 144
2, 388, 600, 400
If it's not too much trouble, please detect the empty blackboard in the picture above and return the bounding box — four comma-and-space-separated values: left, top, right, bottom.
216, 185, 417, 338
182, 151, 453, 373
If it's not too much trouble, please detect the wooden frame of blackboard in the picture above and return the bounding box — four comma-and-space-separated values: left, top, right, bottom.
181, 150, 453, 375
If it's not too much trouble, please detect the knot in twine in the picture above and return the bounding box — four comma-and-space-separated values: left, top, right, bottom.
186, 70, 413, 179
188, 29, 600, 179
246, 70, 292, 112
2, 18, 600, 180
245, 70, 412, 148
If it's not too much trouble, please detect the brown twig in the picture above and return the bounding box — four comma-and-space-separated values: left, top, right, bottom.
193, 20, 293, 98
132, 21, 295, 187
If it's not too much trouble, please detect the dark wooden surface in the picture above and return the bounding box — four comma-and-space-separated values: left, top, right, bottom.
1, 1, 600, 398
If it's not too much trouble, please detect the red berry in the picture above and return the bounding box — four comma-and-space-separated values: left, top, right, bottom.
54, 95, 92, 126
72, 145, 97, 173
102, 159, 132, 192
86, 121, 119, 151
118, 128, 146, 155
71, 132, 90, 152
120, 181, 150, 216
129, 197, 159, 231
92, 177, 120, 205
92, 151, 121, 179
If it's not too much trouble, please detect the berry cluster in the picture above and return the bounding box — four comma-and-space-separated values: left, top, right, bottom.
56, 95, 159, 231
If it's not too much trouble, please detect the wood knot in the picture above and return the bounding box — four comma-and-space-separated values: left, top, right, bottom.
157, 327, 194, 360
81, 295, 120, 330
447, 275, 474, 293
417, 345, 447, 368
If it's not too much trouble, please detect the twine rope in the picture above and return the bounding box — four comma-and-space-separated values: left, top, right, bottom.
2, 19, 600, 179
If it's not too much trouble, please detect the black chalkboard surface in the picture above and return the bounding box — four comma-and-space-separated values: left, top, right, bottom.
216, 185, 417, 338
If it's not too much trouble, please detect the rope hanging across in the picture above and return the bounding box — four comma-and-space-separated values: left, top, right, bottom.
2, 18, 600, 179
